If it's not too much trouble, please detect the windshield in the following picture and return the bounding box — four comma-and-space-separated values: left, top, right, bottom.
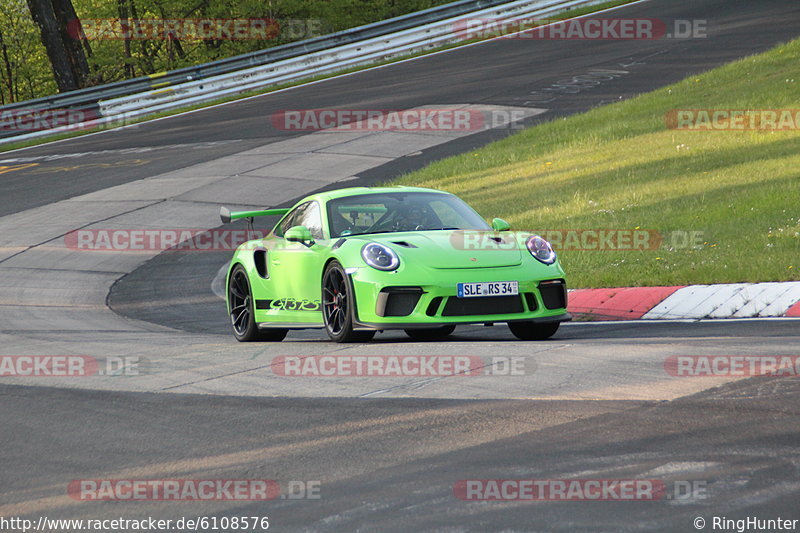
326, 191, 490, 238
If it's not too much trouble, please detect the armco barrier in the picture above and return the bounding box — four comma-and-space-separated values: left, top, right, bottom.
0, 0, 606, 145
0, 0, 513, 115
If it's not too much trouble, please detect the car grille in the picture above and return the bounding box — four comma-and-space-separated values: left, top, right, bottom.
441, 295, 524, 316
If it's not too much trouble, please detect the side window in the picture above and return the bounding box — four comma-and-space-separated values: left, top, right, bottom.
296, 201, 323, 240
275, 205, 303, 237
274, 202, 323, 239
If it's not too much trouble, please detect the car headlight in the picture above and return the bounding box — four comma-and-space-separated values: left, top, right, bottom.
526, 235, 556, 264
361, 242, 400, 271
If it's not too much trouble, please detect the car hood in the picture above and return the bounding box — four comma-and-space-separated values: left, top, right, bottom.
351, 230, 523, 268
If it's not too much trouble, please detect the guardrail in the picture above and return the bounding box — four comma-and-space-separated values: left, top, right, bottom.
0, 0, 605, 145
0, 0, 511, 113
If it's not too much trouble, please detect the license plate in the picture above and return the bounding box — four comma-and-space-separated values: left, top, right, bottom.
457, 281, 519, 298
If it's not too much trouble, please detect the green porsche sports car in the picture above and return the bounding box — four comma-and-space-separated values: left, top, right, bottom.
220, 186, 570, 343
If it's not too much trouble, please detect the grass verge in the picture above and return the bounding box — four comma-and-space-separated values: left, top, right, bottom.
393, 38, 800, 287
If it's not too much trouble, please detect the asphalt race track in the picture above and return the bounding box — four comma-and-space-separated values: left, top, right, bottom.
1, 0, 800, 531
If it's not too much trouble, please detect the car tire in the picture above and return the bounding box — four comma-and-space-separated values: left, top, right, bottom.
228, 264, 288, 342
404, 325, 456, 341
508, 321, 559, 340
322, 260, 375, 343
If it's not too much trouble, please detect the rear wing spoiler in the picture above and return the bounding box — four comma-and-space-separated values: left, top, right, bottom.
219, 207, 290, 224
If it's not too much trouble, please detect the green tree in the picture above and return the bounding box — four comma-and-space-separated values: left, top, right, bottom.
0, 0, 56, 102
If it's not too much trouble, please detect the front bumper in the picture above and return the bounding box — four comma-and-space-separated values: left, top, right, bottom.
348, 264, 570, 330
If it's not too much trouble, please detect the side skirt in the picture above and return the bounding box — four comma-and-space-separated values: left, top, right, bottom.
257, 322, 325, 330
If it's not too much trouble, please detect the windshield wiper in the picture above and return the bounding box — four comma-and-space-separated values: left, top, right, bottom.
340, 230, 393, 237
340, 227, 468, 237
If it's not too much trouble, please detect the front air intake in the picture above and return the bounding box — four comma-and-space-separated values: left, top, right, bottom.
538, 280, 567, 309
376, 287, 423, 317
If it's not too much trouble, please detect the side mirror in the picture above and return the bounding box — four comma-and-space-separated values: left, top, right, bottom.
284, 225, 315, 247
491, 218, 511, 232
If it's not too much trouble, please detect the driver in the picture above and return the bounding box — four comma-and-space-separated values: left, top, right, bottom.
392, 202, 435, 231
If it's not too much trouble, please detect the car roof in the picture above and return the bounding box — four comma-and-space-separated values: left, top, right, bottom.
299, 186, 452, 205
